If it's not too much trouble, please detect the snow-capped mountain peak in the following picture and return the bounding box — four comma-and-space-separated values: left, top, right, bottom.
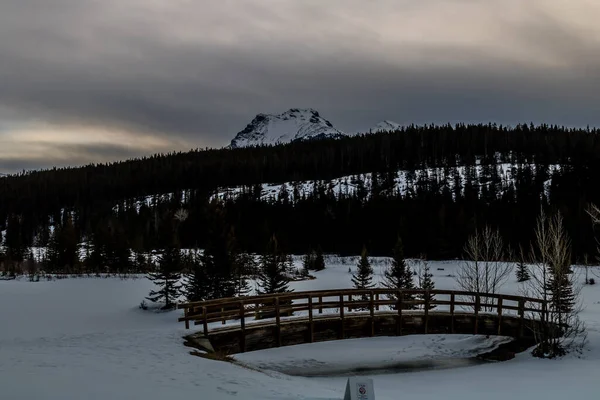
229, 108, 345, 148
371, 120, 401, 133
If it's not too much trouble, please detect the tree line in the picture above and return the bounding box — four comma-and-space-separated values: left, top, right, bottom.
2, 122, 600, 226
3, 123, 600, 273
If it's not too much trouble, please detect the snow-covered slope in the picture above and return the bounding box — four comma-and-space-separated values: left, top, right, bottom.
370, 120, 401, 133
229, 108, 345, 148
213, 163, 561, 203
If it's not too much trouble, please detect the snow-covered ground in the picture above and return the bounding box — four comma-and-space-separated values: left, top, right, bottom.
1, 259, 599, 400
107, 159, 559, 213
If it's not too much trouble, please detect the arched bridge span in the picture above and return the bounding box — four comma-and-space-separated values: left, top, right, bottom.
178, 289, 552, 354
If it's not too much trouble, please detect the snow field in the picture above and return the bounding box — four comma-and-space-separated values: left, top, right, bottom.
0, 258, 599, 400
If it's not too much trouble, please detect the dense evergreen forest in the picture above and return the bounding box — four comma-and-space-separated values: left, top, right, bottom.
2, 122, 600, 274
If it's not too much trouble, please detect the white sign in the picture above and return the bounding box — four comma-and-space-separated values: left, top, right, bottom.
343, 377, 375, 400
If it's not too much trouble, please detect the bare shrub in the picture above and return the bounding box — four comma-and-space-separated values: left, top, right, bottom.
456, 226, 511, 311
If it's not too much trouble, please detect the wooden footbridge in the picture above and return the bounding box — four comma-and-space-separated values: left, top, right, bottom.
178, 289, 551, 355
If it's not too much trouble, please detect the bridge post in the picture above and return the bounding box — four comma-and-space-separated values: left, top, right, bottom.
369, 291, 375, 337
275, 297, 282, 347
424, 291, 430, 334
319, 296, 323, 314
202, 306, 208, 337
518, 299, 525, 338
450, 293, 455, 334
184, 307, 189, 330
375, 293, 380, 311
497, 296, 503, 336
339, 294, 345, 339
396, 291, 403, 336
239, 301, 246, 353
308, 296, 314, 343
474, 294, 480, 334
541, 300, 547, 338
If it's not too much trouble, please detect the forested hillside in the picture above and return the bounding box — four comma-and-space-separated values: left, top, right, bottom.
2, 122, 600, 274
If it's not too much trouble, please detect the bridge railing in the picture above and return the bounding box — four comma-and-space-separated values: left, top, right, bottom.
177, 289, 547, 336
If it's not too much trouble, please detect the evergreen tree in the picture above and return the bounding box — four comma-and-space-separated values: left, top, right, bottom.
352, 246, 374, 290
26, 250, 38, 282
183, 249, 209, 303
4, 214, 27, 276
146, 246, 182, 310
417, 258, 436, 309
255, 235, 293, 318
257, 235, 291, 295
133, 251, 148, 273
545, 261, 575, 315
60, 216, 80, 274
383, 237, 416, 309
200, 214, 238, 299
232, 251, 252, 297
352, 246, 374, 309
44, 227, 62, 273
516, 260, 530, 282
43, 217, 80, 274
313, 246, 326, 271
302, 250, 313, 276
283, 252, 294, 276
102, 220, 130, 274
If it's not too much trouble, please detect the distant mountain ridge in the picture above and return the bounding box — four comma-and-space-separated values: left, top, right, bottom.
370, 120, 401, 133
229, 108, 403, 148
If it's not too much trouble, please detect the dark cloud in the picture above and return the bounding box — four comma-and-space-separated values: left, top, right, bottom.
1, 0, 600, 171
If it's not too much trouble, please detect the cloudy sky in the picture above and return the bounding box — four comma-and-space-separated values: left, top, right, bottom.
1, 0, 600, 172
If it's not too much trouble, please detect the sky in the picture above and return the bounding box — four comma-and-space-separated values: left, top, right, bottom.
1, 0, 600, 172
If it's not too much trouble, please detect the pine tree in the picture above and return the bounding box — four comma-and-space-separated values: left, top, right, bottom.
232, 251, 252, 297
516, 260, 530, 282
545, 261, 575, 315
516, 245, 530, 282
44, 227, 62, 273
302, 246, 325, 273
88, 234, 107, 275
26, 250, 38, 282
133, 251, 148, 273
200, 221, 238, 300
60, 216, 80, 274
146, 246, 182, 310
352, 246, 374, 309
383, 237, 416, 309
313, 246, 326, 271
352, 246, 374, 290
183, 249, 209, 303
103, 221, 130, 275
257, 235, 292, 295
417, 258, 436, 310
4, 214, 27, 276
302, 251, 313, 276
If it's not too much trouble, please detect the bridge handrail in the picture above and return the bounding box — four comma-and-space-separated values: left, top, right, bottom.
177, 288, 548, 334
177, 288, 544, 310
